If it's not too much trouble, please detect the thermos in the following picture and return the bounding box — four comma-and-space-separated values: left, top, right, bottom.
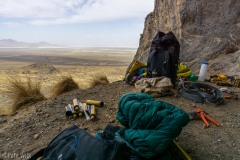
198, 62, 208, 81
82, 103, 90, 120
65, 105, 73, 118
78, 102, 84, 117
68, 104, 78, 119
73, 99, 80, 111
90, 105, 96, 120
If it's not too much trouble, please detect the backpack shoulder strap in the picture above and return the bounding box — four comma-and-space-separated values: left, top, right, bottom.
29, 125, 79, 160
29, 148, 45, 160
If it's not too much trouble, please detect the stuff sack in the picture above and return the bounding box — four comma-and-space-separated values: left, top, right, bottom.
147, 31, 180, 86
30, 125, 130, 160
135, 77, 174, 97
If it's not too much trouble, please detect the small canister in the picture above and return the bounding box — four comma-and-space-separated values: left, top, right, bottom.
78, 102, 84, 117
68, 104, 78, 119
65, 105, 73, 118
73, 99, 80, 111
90, 105, 96, 120
85, 100, 104, 107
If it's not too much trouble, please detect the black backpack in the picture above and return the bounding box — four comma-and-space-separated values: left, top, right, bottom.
147, 31, 180, 86
30, 125, 130, 160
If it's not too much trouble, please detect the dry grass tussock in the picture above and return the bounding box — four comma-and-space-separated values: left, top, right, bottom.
88, 73, 109, 88
51, 76, 79, 97
8, 78, 46, 110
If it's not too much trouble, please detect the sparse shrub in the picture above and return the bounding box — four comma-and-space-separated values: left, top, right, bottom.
51, 76, 79, 97
8, 78, 46, 110
88, 73, 109, 88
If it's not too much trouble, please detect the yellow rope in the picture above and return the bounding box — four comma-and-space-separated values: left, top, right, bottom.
173, 140, 192, 160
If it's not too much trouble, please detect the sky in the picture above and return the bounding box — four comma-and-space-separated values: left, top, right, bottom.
0, 0, 155, 47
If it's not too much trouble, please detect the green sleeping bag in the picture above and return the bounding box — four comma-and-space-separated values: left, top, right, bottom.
116, 93, 190, 158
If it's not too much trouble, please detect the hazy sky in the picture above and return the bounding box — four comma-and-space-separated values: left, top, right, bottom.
0, 0, 155, 47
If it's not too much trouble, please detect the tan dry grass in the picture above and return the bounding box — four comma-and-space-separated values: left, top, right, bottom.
88, 73, 109, 88
8, 78, 46, 110
0, 61, 127, 115
51, 76, 79, 97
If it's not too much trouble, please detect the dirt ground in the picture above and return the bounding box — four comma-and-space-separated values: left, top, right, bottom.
0, 81, 239, 160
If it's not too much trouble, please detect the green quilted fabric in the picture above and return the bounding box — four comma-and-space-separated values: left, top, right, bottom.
116, 93, 190, 158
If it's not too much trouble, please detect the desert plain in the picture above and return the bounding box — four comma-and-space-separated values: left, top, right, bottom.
0, 47, 135, 115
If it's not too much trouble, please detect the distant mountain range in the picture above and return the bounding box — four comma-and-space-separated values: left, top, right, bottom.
0, 39, 62, 48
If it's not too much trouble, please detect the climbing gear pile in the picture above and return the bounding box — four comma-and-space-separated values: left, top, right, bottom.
210, 74, 240, 88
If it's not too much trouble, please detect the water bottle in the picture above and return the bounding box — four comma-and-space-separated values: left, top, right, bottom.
198, 62, 208, 81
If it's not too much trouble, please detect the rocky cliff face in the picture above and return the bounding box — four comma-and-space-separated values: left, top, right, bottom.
130, 0, 240, 76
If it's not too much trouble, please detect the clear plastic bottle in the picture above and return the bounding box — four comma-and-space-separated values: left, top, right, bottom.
198, 62, 208, 81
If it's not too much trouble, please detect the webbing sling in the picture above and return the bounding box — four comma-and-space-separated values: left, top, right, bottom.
179, 81, 224, 105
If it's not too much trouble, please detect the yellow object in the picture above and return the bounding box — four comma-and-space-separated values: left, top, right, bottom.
232, 77, 240, 87
177, 70, 192, 77
210, 74, 240, 87
85, 100, 104, 107
177, 63, 190, 73
177, 63, 191, 77
72, 113, 78, 119
217, 74, 227, 80
173, 140, 192, 160
128, 61, 146, 75
90, 105, 96, 120
73, 99, 79, 107
211, 74, 228, 83
142, 72, 147, 77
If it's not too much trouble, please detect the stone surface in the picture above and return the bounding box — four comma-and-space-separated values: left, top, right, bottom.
33, 134, 40, 140
129, 0, 240, 76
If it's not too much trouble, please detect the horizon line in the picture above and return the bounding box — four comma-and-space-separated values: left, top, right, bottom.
0, 46, 138, 49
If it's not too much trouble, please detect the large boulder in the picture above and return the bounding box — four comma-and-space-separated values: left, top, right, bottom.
128, 0, 240, 76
